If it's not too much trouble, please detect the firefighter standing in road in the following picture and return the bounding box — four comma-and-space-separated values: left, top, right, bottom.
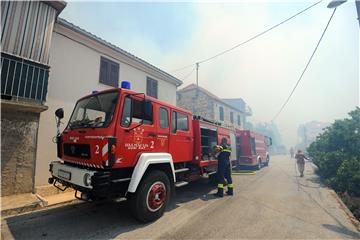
290, 147, 294, 158
295, 150, 309, 177
214, 139, 234, 197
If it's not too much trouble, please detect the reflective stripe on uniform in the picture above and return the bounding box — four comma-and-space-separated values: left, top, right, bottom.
222, 149, 232, 153
228, 183, 234, 188
217, 184, 224, 188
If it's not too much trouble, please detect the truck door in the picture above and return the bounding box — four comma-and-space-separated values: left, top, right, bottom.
156, 106, 170, 152
117, 95, 156, 167
169, 110, 193, 163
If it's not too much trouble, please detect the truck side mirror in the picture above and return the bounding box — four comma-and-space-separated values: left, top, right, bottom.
265, 137, 272, 146
55, 108, 64, 119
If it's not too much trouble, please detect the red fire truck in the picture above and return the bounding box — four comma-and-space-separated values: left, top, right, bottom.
49, 84, 240, 222
235, 130, 272, 170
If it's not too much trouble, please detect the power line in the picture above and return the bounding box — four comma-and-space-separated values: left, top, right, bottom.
171, 63, 196, 73
179, 67, 196, 81
272, 8, 337, 122
170, 0, 323, 72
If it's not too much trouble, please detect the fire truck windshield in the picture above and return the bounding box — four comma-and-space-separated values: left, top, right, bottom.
68, 91, 119, 129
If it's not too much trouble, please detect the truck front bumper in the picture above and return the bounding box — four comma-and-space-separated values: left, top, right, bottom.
49, 161, 97, 190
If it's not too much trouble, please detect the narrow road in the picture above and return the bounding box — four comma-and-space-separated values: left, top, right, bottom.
2, 156, 359, 239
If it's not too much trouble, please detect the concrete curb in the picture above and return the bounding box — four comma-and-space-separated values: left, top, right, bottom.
1, 200, 43, 217
329, 189, 360, 232
1, 194, 79, 218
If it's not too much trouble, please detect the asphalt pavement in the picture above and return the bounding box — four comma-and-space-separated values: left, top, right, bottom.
2, 155, 359, 239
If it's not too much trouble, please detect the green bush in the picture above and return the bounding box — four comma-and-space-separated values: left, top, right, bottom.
334, 158, 360, 196
307, 107, 360, 197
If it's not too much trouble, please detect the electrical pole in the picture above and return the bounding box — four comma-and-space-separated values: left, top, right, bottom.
196, 62, 199, 87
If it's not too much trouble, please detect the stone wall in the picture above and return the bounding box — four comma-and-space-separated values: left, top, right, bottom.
177, 89, 244, 129
177, 89, 215, 120
1, 107, 40, 196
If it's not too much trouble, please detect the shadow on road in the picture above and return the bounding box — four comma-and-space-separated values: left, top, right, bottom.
3, 179, 216, 239
322, 224, 360, 239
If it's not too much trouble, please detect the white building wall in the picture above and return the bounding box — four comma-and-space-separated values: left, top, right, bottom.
213, 101, 243, 129
35, 30, 177, 187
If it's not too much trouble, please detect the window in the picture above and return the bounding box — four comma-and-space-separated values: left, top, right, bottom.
121, 97, 132, 127
172, 111, 189, 133
121, 96, 153, 127
147, 77, 158, 98
219, 106, 224, 121
230, 112, 234, 123
99, 57, 119, 87
250, 137, 256, 155
69, 92, 118, 129
177, 112, 189, 131
237, 115, 241, 126
159, 107, 169, 128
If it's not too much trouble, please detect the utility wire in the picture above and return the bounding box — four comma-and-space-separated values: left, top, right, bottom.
179, 67, 196, 81
272, 8, 337, 122
171, 63, 196, 73
170, 0, 323, 73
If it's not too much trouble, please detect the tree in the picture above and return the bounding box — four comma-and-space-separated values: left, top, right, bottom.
307, 107, 360, 196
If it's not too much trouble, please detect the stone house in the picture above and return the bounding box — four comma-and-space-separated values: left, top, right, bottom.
177, 84, 251, 129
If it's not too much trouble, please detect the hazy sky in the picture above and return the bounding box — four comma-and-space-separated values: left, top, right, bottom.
60, 1, 359, 147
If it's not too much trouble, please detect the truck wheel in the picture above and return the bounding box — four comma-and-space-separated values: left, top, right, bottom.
129, 170, 171, 223
264, 156, 270, 167
256, 159, 262, 170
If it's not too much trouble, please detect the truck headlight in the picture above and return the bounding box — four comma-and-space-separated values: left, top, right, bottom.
83, 173, 92, 186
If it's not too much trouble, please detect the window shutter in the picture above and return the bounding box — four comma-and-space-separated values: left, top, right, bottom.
110, 63, 119, 87
146, 77, 158, 98
219, 107, 224, 121
100, 59, 108, 85
99, 57, 119, 87
153, 79, 158, 98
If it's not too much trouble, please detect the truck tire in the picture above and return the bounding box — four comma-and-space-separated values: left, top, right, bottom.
129, 170, 171, 223
256, 158, 262, 170
264, 156, 270, 167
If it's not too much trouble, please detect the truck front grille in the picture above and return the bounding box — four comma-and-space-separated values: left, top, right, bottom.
63, 143, 91, 159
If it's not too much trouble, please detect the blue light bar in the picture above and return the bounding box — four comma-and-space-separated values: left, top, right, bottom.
121, 81, 131, 89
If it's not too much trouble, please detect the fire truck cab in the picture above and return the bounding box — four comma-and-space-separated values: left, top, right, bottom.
49, 85, 235, 222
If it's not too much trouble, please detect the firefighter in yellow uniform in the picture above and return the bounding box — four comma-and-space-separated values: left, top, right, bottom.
214, 141, 234, 197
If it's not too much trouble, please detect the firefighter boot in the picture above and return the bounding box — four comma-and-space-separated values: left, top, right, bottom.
227, 184, 234, 196
214, 184, 224, 197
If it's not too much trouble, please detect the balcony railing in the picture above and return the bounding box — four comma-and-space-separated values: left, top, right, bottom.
1, 53, 49, 103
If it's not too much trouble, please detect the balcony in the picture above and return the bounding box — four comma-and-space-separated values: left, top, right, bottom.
1, 53, 49, 104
